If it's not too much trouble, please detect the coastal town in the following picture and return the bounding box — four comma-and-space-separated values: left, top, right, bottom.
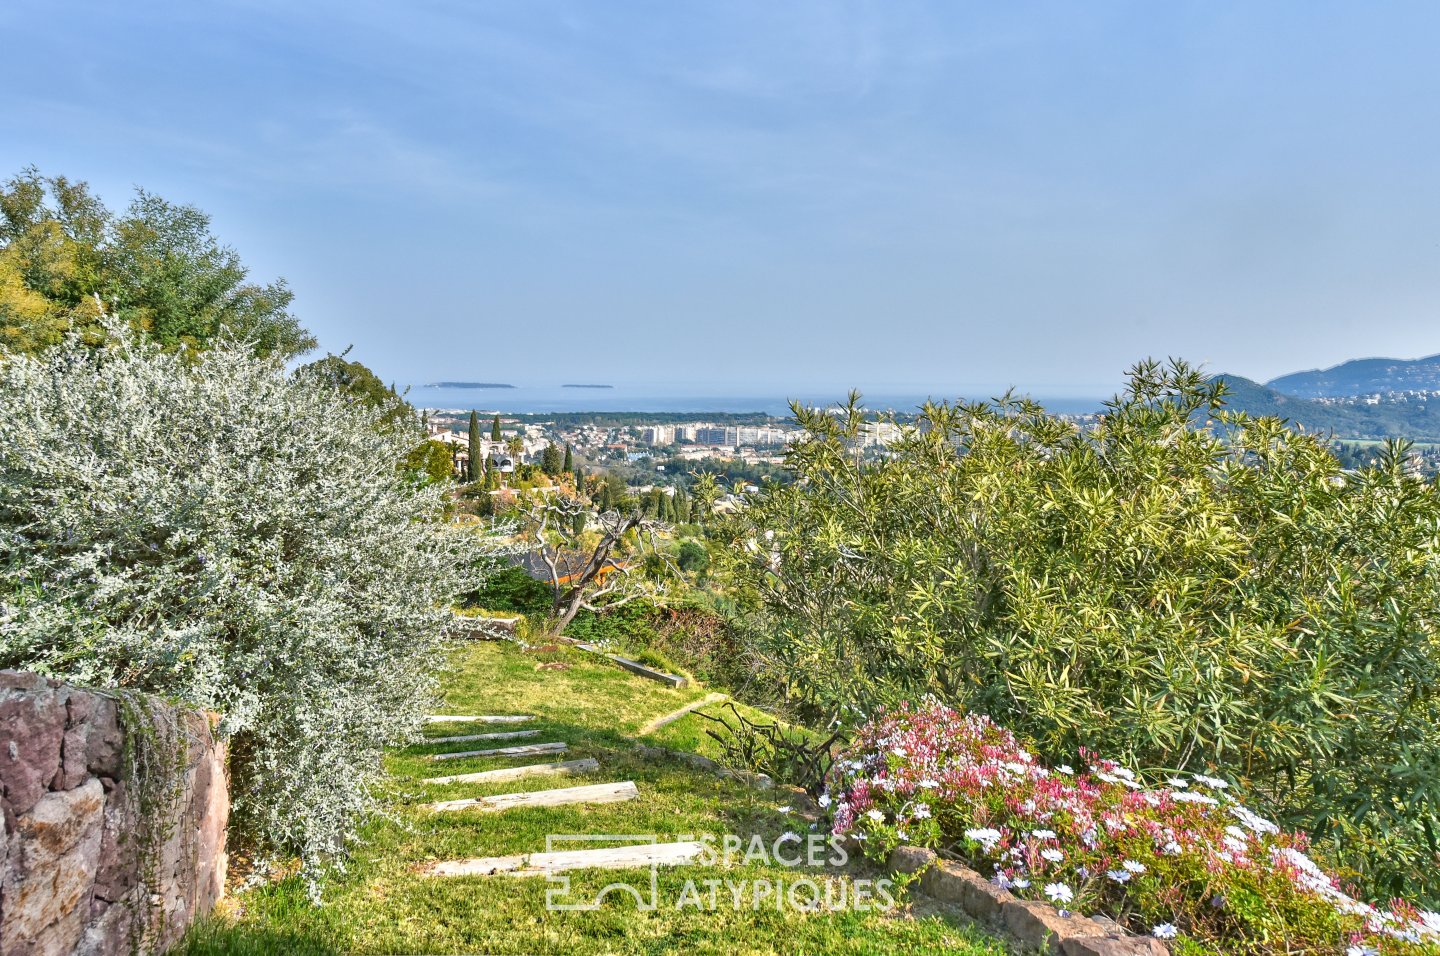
421, 409, 905, 477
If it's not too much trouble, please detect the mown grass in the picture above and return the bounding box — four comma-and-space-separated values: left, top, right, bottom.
178, 641, 1009, 955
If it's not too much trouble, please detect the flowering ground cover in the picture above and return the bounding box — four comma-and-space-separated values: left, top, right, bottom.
826, 702, 1440, 955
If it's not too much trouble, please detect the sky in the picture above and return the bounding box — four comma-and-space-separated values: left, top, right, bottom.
4, 1, 1440, 395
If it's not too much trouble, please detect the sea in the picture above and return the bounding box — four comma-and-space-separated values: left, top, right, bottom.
411, 382, 1114, 418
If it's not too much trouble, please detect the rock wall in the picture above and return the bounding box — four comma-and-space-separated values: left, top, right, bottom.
1, 671, 228, 956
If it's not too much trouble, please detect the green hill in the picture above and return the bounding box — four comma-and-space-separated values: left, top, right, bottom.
1212, 375, 1440, 441
1266, 354, 1440, 398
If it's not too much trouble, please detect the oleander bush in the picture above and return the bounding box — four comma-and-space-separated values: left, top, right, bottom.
0, 324, 499, 884
830, 702, 1440, 955
720, 361, 1440, 904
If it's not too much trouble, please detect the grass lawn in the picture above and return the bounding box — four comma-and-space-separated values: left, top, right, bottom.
179, 641, 1009, 956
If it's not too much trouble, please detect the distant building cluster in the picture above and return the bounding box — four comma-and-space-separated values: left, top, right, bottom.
422, 410, 907, 476
642, 424, 792, 447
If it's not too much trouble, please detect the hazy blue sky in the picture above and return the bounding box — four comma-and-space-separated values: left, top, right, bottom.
5, 1, 1439, 394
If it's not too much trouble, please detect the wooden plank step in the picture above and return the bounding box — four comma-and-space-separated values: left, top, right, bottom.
635, 692, 727, 736
432, 741, 567, 762
422, 757, 600, 787
427, 780, 639, 813
575, 644, 687, 688
423, 729, 540, 745
424, 840, 706, 877
424, 715, 534, 724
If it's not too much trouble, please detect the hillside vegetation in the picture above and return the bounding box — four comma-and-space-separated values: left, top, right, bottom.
720, 361, 1440, 905
1267, 354, 1440, 398
1216, 374, 1440, 439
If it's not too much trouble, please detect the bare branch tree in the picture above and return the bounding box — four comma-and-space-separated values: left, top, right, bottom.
512, 492, 677, 636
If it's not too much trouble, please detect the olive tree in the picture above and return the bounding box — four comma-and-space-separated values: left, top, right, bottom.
719, 361, 1440, 903
511, 493, 673, 636
0, 321, 499, 884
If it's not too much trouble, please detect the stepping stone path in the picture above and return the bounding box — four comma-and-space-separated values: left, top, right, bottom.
418, 704, 727, 883
426, 780, 639, 813
432, 741, 568, 761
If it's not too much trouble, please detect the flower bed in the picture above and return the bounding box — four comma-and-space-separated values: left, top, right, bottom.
825, 702, 1440, 955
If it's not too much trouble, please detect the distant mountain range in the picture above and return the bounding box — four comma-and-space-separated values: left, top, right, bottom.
1211, 375, 1440, 441
1265, 354, 1440, 398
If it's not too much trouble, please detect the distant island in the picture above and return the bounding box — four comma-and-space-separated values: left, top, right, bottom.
426, 382, 516, 389
562, 384, 614, 389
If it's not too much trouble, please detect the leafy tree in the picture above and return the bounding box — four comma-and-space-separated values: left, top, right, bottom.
403, 439, 454, 485
0, 320, 498, 885
467, 410, 482, 482
541, 443, 564, 477
297, 349, 410, 428
719, 363, 1440, 904
0, 167, 314, 358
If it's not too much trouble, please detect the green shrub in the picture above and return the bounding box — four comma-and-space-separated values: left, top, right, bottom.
677, 540, 710, 575
0, 325, 497, 885
720, 361, 1440, 903
463, 565, 553, 615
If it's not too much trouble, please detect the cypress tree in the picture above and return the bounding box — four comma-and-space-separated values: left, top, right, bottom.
563, 443, 573, 472
467, 410, 482, 482
491, 414, 501, 441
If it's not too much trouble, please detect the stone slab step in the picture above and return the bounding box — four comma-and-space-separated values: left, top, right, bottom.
424, 715, 534, 724
423, 840, 706, 877
426, 780, 639, 813
423, 729, 540, 745
575, 644, 687, 688
422, 757, 600, 787
432, 742, 567, 762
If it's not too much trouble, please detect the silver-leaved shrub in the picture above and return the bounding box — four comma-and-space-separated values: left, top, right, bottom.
0, 324, 496, 882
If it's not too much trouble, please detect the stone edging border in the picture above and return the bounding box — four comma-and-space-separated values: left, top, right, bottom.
888, 846, 1169, 956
